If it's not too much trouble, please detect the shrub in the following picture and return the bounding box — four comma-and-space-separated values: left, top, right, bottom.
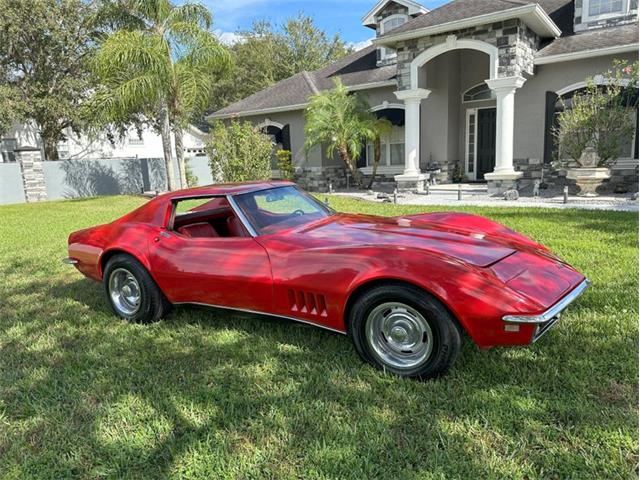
554, 60, 638, 167
185, 159, 199, 187
206, 121, 273, 182
276, 149, 295, 180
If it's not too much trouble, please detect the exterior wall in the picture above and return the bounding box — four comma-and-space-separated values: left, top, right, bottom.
240, 86, 402, 191
0, 163, 26, 204
395, 19, 539, 91
0, 154, 211, 205
375, 1, 410, 34
574, 0, 638, 31
514, 52, 637, 161
514, 52, 639, 190
375, 1, 411, 67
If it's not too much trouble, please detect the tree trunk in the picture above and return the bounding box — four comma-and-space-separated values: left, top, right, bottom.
175, 128, 187, 188
42, 134, 59, 161
367, 136, 382, 189
160, 101, 177, 192
337, 144, 364, 188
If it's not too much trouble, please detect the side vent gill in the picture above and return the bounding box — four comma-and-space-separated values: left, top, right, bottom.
288, 289, 328, 317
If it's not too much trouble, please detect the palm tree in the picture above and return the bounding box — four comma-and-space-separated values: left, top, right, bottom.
366, 117, 393, 189
305, 79, 391, 189
92, 0, 231, 191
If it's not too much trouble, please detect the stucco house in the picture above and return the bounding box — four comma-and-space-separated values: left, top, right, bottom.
209, 0, 639, 193
0, 123, 207, 163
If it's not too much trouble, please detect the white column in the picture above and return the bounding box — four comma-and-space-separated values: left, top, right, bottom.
394, 88, 431, 176
484, 76, 526, 180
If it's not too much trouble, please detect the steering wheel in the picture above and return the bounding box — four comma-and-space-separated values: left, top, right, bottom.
292, 209, 305, 217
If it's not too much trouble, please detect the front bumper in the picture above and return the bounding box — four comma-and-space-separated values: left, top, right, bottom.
503, 279, 590, 342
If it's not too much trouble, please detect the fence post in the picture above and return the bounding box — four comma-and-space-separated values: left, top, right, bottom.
458, 184, 462, 201
15, 146, 47, 203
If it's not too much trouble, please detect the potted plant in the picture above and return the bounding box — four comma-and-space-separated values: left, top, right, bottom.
553, 60, 638, 196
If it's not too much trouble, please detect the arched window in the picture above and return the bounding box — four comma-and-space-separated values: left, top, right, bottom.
380, 14, 408, 61
462, 83, 495, 103
546, 85, 639, 162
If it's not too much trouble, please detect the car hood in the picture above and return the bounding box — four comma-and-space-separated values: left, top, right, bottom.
298, 212, 523, 268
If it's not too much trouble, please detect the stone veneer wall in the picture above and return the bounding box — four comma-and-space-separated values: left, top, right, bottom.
394, 19, 539, 90
294, 166, 348, 192
375, 2, 410, 67
574, 0, 638, 32
514, 158, 640, 193
293, 165, 399, 192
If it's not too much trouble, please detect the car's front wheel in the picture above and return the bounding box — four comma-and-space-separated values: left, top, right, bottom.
348, 284, 461, 380
103, 254, 169, 323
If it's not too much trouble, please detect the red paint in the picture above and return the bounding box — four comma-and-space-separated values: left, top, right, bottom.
68, 181, 586, 348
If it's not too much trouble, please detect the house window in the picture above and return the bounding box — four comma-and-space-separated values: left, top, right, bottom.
128, 135, 144, 146
366, 125, 405, 167
466, 112, 476, 174
584, 0, 629, 20
463, 83, 496, 103
551, 85, 639, 161
1, 138, 17, 162
380, 14, 408, 60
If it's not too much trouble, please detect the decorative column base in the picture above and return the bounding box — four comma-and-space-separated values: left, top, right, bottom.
395, 173, 429, 193
484, 171, 523, 196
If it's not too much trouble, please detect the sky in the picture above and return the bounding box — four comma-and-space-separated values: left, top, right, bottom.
203, 0, 448, 50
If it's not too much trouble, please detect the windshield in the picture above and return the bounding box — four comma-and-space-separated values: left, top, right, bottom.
233, 186, 331, 235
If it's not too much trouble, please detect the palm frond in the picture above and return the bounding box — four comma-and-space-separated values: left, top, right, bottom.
166, 2, 212, 30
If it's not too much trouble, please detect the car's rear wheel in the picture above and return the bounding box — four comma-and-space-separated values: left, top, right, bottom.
103, 254, 169, 323
348, 284, 461, 380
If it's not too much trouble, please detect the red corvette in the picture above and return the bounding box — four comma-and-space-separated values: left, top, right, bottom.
66, 181, 589, 379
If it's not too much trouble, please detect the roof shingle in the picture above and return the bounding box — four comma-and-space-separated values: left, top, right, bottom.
210, 46, 396, 118
537, 22, 639, 57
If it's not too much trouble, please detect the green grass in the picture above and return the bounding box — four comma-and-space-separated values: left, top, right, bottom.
0, 195, 637, 479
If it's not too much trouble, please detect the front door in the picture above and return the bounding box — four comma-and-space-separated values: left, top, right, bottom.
476, 108, 496, 179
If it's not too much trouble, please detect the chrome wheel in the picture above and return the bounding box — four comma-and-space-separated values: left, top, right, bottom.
365, 302, 434, 370
108, 268, 141, 316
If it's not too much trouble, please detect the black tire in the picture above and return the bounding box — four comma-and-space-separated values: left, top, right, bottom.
347, 283, 461, 380
103, 254, 170, 323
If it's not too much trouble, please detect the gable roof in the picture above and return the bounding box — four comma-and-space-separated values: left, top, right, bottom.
374, 0, 562, 42
208, 46, 397, 120
535, 22, 639, 63
362, 0, 429, 27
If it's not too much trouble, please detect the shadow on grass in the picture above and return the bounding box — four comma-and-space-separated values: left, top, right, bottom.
0, 269, 637, 478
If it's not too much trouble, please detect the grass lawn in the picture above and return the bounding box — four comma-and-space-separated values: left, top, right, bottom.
0, 195, 637, 479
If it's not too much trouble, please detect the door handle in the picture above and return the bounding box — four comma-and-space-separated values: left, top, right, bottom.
154, 231, 172, 243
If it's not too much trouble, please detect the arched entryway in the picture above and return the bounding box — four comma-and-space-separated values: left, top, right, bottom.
257, 120, 291, 171
393, 35, 526, 190
357, 103, 406, 176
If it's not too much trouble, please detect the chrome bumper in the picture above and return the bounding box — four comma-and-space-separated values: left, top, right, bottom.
503, 279, 590, 342
62, 257, 79, 265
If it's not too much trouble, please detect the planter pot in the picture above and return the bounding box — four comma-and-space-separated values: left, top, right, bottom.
566, 167, 611, 197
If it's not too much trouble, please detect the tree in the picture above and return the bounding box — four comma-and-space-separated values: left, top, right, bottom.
305, 79, 390, 189
554, 60, 638, 166
206, 121, 273, 183
366, 118, 393, 189
0, 0, 99, 160
93, 0, 231, 191
275, 14, 351, 79
208, 15, 351, 112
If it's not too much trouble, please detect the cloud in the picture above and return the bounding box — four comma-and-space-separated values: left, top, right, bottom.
214, 30, 245, 45
349, 38, 373, 51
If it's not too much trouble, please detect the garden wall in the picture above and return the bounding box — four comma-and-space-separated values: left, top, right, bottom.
0, 155, 214, 205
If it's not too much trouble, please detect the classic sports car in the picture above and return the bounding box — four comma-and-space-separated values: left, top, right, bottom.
66, 181, 589, 379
